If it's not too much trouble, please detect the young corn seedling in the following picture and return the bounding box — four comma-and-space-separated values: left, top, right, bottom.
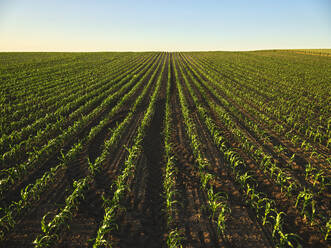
206, 186, 230, 235
312, 170, 324, 188
237, 172, 253, 189
256, 198, 275, 225
324, 218, 331, 241
275, 144, 285, 154
207, 187, 223, 220
276, 171, 291, 193
270, 163, 278, 178
201, 173, 214, 190
285, 182, 297, 197
289, 153, 296, 163
271, 211, 285, 238
217, 204, 231, 235
278, 231, 302, 248
246, 184, 260, 205
305, 163, 316, 179
295, 188, 316, 224
0, 207, 16, 239
93, 205, 118, 248
167, 229, 183, 248
166, 190, 178, 212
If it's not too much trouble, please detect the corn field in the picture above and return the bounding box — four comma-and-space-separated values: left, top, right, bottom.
0, 50, 330, 247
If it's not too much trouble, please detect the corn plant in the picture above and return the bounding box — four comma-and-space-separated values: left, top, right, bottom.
167, 229, 184, 248
295, 188, 316, 224
324, 218, 331, 241
34, 177, 90, 247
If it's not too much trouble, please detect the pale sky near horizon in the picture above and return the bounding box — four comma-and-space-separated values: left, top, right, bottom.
0, 0, 330, 51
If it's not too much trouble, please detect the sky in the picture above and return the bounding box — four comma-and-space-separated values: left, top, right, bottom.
0, 0, 330, 51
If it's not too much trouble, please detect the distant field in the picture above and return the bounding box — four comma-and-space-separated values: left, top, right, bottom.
281, 49, 331, 56
0, 51, 330, 247
294, 49, 331, 55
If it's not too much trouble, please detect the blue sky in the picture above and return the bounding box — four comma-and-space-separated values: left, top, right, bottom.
0, 0, 330, 51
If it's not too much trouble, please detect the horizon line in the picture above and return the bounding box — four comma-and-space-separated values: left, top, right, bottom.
0, 48, 330, 53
